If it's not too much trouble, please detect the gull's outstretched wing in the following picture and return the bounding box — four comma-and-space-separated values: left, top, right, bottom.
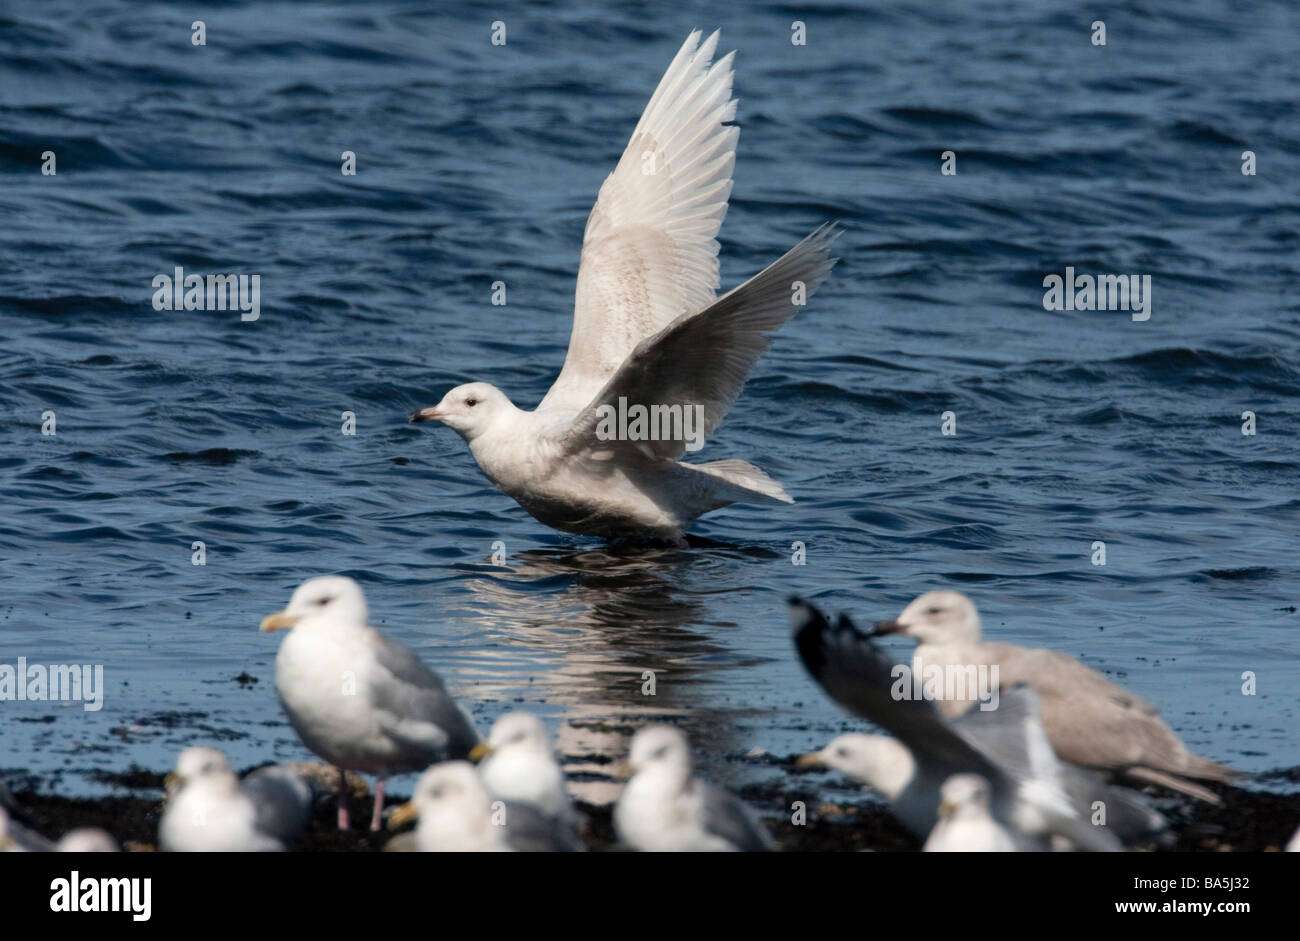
788, 599, 1120, 851
558, 225, 839, 459
540, 30, 739, 415
789, 597, 1002, 782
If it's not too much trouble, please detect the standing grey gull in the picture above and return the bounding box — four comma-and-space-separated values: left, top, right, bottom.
260, 575, 479, 831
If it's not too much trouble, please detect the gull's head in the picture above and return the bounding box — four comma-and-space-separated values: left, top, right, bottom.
56, 828, 121, 853
166, 746, 236, 797
873, 590, 981, 645
174, 746, 231, 780
260, 575, 368, 633
937, 773, 993, 818
472, 711, 551, 761
392, 761, 493, 829
408, 382, 515, 443
796, 734, 914, 799
626, 724, 691, 776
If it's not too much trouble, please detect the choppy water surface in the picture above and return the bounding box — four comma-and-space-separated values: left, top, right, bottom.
1, 1, 1297, 806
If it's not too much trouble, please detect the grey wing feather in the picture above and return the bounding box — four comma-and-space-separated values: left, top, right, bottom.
698, 781, 773, 851
369, 633, 480, 766
559, 225, 840, 460
242, 765, 312, 845
954, 686, 1121, 852
502, 801, 586, 852
950, 685, 1046, 781
956, 697, 1168, 843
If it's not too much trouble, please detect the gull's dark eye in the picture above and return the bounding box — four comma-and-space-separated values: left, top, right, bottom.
927, 607, 942, 615
836, 748, 849, 759
466, 398, 478, 407
316, 596, 332, 607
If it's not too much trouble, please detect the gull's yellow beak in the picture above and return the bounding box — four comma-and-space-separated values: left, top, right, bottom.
163, 772, 182, 795
795, 752, 825, 768
260, 610, 300, 632
938, 800, 956, 817
612, 760, 633, 780
468, 743, 494, 762
388, 801, 419, 829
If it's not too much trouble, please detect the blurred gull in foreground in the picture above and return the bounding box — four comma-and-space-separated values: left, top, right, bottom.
0, 807, 55, 852
390, 762, 583, 852
0, 783, 120, 852
409, 29, 839, 542
922, 775, 1016, 852
56, 829, 121, 852
614, 724, 773, 852
872, 591, 1237, 803
261, 575, 479, 831
799, 725, 1165, 847
473, 712, 576, 825
160, 747, 308, 852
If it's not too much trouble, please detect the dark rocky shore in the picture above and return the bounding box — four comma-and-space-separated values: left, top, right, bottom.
8, 762, 1298, 852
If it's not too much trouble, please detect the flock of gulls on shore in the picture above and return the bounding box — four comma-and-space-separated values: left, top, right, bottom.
3, 575, 1294, 853
2, 31, 1292, 853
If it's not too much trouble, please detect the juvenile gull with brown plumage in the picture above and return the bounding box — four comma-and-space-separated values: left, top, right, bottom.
872, 590, 1236, 803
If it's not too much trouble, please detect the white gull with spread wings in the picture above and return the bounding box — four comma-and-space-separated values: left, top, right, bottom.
410, 30, 839, 541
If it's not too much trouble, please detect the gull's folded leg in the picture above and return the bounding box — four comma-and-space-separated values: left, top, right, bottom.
370, 778, 386, 831
337, 766, 350, 831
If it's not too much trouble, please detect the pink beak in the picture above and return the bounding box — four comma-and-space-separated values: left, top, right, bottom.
409, 407, 445, 424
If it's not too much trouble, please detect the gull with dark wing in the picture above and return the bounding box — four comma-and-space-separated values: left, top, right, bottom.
410, 30, 839, 541
872, 590, 1237, 803
790, 598, 1123, 851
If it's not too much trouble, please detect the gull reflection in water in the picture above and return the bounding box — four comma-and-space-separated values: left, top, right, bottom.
444, 540, 780, 806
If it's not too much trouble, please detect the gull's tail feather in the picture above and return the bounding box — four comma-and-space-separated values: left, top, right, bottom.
684, 458, 793, 507
1183, 752, 1241, 784
1124, 767, 1224, 806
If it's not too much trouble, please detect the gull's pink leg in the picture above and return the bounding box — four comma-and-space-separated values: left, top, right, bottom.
337, 767, 351, 831
370, 778, 386, 831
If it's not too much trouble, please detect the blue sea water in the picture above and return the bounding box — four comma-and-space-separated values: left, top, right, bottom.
1, 0, 1297, 812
